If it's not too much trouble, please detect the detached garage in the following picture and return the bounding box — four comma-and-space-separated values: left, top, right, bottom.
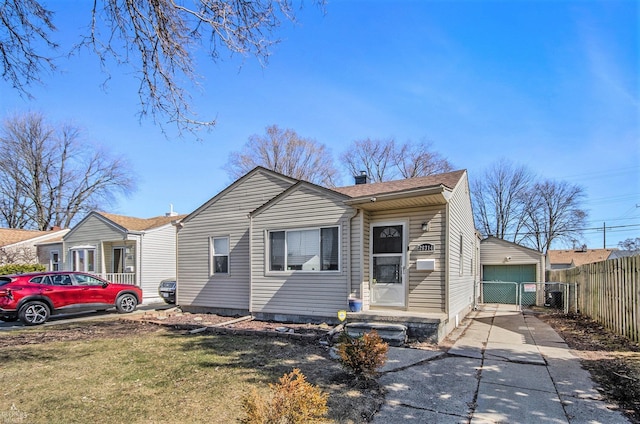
480, 237, 545, 305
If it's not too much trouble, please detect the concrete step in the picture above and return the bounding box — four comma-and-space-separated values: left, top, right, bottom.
344, 322, 408, 347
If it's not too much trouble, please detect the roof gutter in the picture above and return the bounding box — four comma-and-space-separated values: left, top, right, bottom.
343, 185, 449, 206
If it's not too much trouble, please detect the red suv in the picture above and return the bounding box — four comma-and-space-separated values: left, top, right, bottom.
0, 271, 143, 325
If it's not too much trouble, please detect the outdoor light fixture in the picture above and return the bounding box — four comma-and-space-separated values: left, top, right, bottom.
422, 222, 429, 232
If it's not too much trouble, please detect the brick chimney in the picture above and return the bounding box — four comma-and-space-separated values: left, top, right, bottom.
354, 171, 369, 185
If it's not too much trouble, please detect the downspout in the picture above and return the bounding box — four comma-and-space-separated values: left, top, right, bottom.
359, 210, 366, 308
248, 214, 253, 315
444, 202, 450, 318
138, 234, 143, 288
346, 208, 359, 303
173, 220, 183, 304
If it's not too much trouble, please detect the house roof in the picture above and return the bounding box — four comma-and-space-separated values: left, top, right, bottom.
481, 236, 543, 256
547, 249, 615, 267
96, 212, 187, 231
181, 166, 298, 224
0, 228, 68, 247
333, 170, 466, 198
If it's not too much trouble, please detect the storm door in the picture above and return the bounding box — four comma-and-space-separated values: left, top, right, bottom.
371, 224, 406, 307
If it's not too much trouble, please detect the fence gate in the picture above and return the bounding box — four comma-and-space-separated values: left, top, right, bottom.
479, 281, 576, 313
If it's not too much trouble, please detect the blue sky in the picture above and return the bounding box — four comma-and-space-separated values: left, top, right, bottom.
1, 0, 638, 249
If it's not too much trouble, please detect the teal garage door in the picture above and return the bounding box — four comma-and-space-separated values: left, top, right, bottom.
483, 265, 536, 283
482, 265, 537, 305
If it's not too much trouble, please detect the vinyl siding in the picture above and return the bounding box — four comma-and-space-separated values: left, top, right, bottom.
446, 173, 477, 320
177, 171, 294, 310
139, 224, 178, 301
37, 243, 62, 270
63, 215, 125, 271
480, 237, 545, 282
251, 185, 353, 317
368, 206, 447, 313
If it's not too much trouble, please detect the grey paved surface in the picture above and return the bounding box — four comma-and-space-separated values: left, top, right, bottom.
373, 304, 630, 424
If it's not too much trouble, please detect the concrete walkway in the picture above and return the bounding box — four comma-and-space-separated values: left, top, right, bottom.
373, 304, 630, 423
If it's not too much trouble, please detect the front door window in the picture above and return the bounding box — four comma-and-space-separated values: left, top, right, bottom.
371, 224, 405, 307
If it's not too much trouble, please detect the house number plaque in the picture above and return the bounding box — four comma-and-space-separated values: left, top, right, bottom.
416, 243, 434, 252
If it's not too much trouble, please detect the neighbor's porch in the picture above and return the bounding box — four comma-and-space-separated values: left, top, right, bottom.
95, 240, 139, 285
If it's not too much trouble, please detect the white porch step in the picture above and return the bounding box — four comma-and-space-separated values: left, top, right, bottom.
344, 322, 407, 347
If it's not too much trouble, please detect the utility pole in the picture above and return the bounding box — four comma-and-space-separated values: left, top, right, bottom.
603, 222, 606, 249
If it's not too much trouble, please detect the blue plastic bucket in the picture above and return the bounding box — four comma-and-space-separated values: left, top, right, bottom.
348, 299, 362, 312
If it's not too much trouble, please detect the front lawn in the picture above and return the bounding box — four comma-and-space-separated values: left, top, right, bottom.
0, 321, 382, 423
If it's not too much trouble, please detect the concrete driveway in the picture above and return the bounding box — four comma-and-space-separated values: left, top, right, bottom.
373, 304, 629, 424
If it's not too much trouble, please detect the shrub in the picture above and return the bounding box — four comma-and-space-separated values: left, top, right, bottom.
241, 368, 328, 424
0, 263, 46, 275
337, 330, 388, 380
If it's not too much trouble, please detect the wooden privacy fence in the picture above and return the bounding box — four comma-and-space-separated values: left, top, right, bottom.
547, 255, 639, 343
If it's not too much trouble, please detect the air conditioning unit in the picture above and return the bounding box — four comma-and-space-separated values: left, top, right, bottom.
125, 266, 135, 273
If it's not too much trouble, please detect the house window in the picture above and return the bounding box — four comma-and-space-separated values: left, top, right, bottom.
269, 227, 339, 272
71, 248, 96, 272
50, 251, 60, 271
210, 237, 229, 274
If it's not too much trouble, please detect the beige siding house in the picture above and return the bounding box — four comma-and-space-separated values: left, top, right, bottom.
177, 167, 477, 341
62, 211, 185, 302
335, 169, 479, 339
176, 168, 297, 314
0, 228, 69, 267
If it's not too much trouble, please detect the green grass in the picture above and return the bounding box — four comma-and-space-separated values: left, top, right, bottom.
0, 325, 361, 423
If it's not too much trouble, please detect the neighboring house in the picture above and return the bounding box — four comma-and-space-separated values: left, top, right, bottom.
609, 249, 637, 259
177, 167, 478, 341
0, 227, 69, 267
62, 211, 185, 303
480, 236, 545, 283
547, 248, 615, 270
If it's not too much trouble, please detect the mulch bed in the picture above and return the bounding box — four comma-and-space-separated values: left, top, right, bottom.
535, 310, 640, 424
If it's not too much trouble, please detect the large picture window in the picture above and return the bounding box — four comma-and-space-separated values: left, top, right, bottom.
269, 227, 339, 272
71, 248, 96, 272
210, 236, 229, 274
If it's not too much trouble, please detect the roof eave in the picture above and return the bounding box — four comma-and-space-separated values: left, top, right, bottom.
343, 185, 449, 208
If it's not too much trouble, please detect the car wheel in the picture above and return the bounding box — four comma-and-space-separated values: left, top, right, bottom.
19, 301, 50, 325
115, 293, 138, 313
1, 315, 18, 322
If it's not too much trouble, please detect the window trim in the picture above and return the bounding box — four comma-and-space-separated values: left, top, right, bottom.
69, 246, 97, 272
266, 225, 341, 274
209, 236, 230, 276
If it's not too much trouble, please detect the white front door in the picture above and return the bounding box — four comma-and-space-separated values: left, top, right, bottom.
371, 223, 406, 307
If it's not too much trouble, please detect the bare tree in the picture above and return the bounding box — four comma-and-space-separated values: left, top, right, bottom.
1, 1, 322, 135
0, 0, 58, 94
521, 179, 587, 254
341, 138, 396, 183
0, 245, 38, 265
0, 112, 136, 230
341, 138, 453, 183
225, 125, 339, 187
618, 237, 640, 252
471, 159, 534, 242
395, 140, 453, 178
